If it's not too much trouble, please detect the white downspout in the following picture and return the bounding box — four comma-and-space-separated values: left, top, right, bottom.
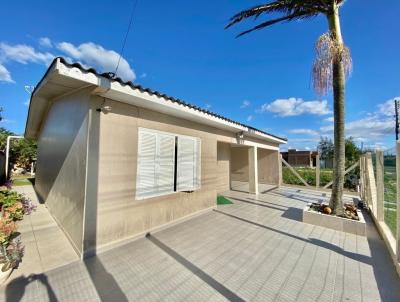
5, 135, 23, 179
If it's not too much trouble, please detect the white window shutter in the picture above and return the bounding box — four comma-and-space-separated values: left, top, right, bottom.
157, 134, 176, 195
137, 131, 157, 199
177, 136, 201, 191
195, 138, 201, 189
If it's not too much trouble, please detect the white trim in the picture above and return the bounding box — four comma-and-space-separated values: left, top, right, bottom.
51, 58, 286, 145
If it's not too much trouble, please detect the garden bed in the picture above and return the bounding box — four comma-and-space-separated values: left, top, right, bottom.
303, 202, 366, 236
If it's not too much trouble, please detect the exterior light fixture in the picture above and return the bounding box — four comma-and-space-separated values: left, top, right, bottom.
96, 105, 112, 113
236, 131, 244, 140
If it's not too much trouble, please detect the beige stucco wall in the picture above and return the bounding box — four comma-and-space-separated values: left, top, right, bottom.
33, 91, 283, 256
35, 91, 90, 255
88, 96, 218, 251
217, 142, 231, 193
258, 148, 280, 185
231, 147, 249, 182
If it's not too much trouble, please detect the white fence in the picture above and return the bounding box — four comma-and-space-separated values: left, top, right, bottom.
360, 148, 400, 275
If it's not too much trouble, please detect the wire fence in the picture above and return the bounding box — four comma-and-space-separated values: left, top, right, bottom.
383, 146, 396, 236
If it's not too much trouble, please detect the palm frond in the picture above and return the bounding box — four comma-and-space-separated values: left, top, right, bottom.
235, 12, 315, 38
226, 0, 330, 36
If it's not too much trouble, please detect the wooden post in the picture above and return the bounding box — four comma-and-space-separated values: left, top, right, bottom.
360, 157, 365, 200
396, 142, 400, 261
316, 154, 320, 188
281, 157, 310, 187
376, 150, 384, 221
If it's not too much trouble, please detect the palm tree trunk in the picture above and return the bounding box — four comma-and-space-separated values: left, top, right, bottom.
328, 2, 345, 215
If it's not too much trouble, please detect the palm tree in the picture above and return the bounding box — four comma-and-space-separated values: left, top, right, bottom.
226, 0, 352, 215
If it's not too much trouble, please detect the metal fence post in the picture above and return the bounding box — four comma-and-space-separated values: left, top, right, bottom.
316, 154, 320, 188
376, 150, 384, 221
396, 142, 400, 261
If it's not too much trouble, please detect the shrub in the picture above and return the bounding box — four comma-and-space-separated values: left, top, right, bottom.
0, 186, 36, 274
0, 238, 24, 272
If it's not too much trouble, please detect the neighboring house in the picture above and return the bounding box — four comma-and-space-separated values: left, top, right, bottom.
281, 149, 319, 168
25, 57, 287, 258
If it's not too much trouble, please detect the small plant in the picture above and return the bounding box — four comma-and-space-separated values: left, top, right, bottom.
0, 238, 24, 272
0, 190, 36, 217
21, 196, 37, 215
0, 219, 17, 245
0, 187, 36, 279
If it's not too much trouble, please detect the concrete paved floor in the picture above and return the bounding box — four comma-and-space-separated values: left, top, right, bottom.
1, 184, 400, 301
6, 185, 78, 282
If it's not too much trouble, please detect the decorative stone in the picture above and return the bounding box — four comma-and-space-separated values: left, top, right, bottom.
303, 203, 366, 236
323, 206, 332, 215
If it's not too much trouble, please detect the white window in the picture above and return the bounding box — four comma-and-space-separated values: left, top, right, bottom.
136, 128, 201, 199
136, 129, 176, 199
177, 136, 201, 191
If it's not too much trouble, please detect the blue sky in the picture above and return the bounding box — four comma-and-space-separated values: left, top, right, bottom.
0, 0, 399, 151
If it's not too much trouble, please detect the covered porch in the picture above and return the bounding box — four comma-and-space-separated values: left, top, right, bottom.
2, 184, 399, 301
217, 141, 281, 194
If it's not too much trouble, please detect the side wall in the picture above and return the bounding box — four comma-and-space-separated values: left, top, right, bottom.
258, 149, 280, 185
217, 142, 231, 193
230, 147, 249, 182
90, 97, 218, 251
35, 91, 90, 255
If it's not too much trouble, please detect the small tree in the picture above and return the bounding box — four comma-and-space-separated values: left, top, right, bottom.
11, 139, 37, 170
318, 137, 334, 163
0, 128, 15, 151
345, 137, 361, 165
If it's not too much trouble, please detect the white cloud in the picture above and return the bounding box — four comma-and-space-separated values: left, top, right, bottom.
0, 39, 137, 84
57, 42, 135, 81
139, 72, 147, 79
377, 97, 400, 117
347, 116, 393, 138
0, 43, 53, 65
247, 115, 253, 122
261, 97, 331, 117
320, 111, 394, 140
288, 138, 319, 143
205, 103, 212, 109
289, 129, 319, 136
0, 119, 15, 124
240, 100, 250, 108
39, 37, 53, 48
0, 63, 14, 83
323, 116, 334, 123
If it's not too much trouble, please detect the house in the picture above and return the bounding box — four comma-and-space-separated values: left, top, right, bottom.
281, 149, 319, 168
25, 57, 287, 258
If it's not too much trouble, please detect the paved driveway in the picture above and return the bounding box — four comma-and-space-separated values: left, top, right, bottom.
1, 185, 400, 302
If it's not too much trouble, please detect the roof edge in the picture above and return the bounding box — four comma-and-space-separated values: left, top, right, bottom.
26, 57, 288, 143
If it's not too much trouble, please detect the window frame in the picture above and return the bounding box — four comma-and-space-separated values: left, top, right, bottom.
136, 128, 201, 200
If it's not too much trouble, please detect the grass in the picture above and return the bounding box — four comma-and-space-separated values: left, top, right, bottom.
282, 167, 333, 187
11, 175, 35, 187
217, 196, 233, 205
384, 165, 396, 236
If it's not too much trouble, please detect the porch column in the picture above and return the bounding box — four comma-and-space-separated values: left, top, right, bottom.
248, 146, 258, 194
